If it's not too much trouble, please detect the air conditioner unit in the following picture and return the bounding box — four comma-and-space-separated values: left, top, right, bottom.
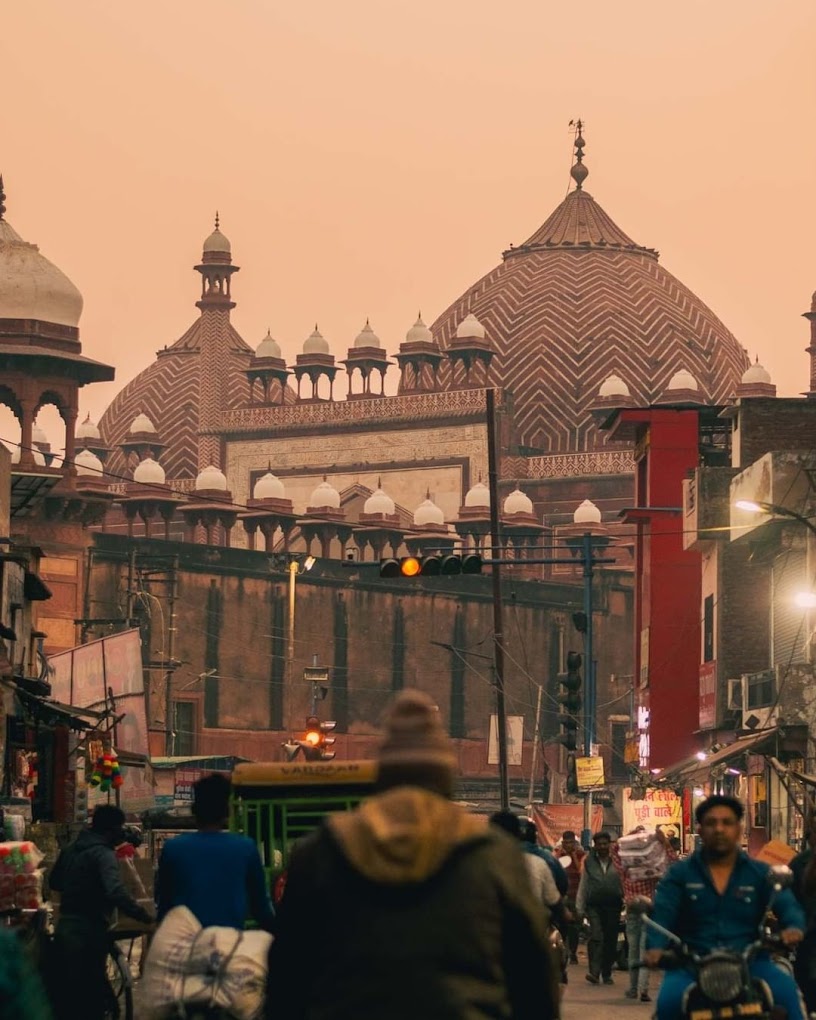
742, 705, 778, 731
727, 678, 744, 711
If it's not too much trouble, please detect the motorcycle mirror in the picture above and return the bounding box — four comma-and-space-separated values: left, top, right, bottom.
627, 895, 654, 916
767, 864, 793, 890
558, 856, 572, 869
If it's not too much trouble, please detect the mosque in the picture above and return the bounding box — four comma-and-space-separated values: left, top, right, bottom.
2, 126, 794, 799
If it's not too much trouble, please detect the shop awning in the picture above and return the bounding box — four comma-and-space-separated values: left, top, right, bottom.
3, 679, 108, 732
655, 729, 779, 785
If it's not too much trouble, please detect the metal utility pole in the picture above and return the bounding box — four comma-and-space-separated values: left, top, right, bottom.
164, 557, 179, 757
527, 683, 544, 808
486, 388, 510, 811
581, 531, 596, 848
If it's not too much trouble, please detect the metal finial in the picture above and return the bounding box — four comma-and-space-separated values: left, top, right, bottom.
214, 210, 220, 230
570, 119, 589, 191
0, 175, 5, 220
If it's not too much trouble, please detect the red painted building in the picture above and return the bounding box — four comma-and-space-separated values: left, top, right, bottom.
603, 405, 727, 769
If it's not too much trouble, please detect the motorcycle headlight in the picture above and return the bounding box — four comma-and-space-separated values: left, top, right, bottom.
698, 960, 743, 1004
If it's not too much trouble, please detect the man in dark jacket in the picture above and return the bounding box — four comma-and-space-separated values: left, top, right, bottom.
576, 831, 623, 985
791, 829, 816, 1012
49, 805, 154, 1020
267, 689, 558, 1020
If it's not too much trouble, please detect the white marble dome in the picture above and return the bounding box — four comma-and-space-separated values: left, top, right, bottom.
598, 374, 630, 398
195, 465, 228, 491
256, 329, 282, 359
456, 312, 486, 340
405, 316, 433, 345
354, 320, 380, 349
129, 412, 157, 434
0, 211, 84, 328
504, 487, 533, 515
573, 498, 602, 525
202, 223, 231, 255
303, 326, 329, 355
742, 359, 772, 385
32, 424, 49, 446
133, 457, 166, 485
9, 443, 46, 467
76, 414, 101, 441
75, 449, 104, 477
414, 497, 445, 527
364, 486, 396, 516
464, 480, 490, 508
253, 471, 286, 500
667, 369, 699, 392
308, 479, 341, 509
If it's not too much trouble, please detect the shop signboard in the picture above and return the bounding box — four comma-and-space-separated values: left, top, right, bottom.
487, 715, 524, 766
699, 660, 717, 730
623, 786, 682, 839
575, 756, 605, 791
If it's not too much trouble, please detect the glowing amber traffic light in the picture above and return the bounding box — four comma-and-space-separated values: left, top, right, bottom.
401, 557, 421, 577
379, 554, 483, 578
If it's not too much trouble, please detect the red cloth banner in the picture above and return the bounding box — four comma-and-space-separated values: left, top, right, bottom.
531, 803, 605, 846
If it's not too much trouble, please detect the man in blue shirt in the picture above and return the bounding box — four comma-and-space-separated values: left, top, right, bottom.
156, 773, 275, 931
645, 794, 805, 1020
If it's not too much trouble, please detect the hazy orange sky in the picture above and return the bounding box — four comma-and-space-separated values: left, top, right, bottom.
4, 0, 815, 436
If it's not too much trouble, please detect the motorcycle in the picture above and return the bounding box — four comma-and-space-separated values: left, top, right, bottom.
630, 864, 795, 1020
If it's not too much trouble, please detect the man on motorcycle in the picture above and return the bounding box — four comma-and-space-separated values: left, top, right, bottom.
645, 794, 806, 1020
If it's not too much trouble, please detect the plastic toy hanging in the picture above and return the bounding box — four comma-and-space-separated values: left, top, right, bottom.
89, 748, 124, 792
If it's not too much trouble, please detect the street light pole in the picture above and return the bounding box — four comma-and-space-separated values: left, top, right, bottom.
580, 531, 597, 848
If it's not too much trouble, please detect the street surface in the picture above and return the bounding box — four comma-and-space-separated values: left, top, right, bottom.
562, 948, 658, 1020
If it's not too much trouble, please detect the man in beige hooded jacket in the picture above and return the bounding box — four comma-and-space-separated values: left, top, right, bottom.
266, 689, 558, 1020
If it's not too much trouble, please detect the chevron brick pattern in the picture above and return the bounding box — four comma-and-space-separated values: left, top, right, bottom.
100, 311, 252, 481
431, 246, 749, 452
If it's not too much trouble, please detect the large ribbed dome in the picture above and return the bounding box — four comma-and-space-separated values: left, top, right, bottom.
0, 182, 84, 328
429, 135, 749, 452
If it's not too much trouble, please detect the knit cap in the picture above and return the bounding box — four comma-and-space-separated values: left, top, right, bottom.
378, 689, 456, 775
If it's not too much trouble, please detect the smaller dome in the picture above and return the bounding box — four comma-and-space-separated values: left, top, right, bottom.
504, 487, 533, 515
76, 413, 101, 441
133, 457, 166, 484
414, 496, 445, 528
309, 478, 340, 509
598, 374, 630, 398
195, 465, 228, 491
253, 471, 286, 500
303, 326, 329, 355
742, 359, 772, 385
129, 412, 157, 434
364, 486, 396, 516
203, 217, 231, 255
75, 449, 104, 477
464, 480, 490, 508
667, 369, 699, 392
573, 499, 602, 525
354, 320, 380, 349
32, 424, 49, 445
9, 443, 46, 467
405, 316, 433, 345
456, 312, 486, 340
256, 329, 282, 359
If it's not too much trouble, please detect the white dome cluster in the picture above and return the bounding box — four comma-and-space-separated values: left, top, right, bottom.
195, 465, 228, 491
253, 471, 286, 500
354, 321, 381, 349
129, 412, 157, 434
413, 496, 445, 527
464, 480, 490, 508
456, 313, 486, 340
598, 375, 630, 398
75, 449, 104, 477
77, 414, 101, 441
256, 329, 282, 359
364, 485, 396, 516
133, 458, 166, 485
308, 478, 341, 509
504, 487, 533, 515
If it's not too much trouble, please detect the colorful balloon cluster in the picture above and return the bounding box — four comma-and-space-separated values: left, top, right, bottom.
89, 749, 124, 792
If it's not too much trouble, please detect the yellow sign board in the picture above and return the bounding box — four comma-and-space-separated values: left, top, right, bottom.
576, 756, 605, 790
754, 839, 796, 865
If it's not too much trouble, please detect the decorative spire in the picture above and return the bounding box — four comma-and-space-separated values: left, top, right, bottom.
0, 175, 5, 219
569, 119, 589, 191
214, 210, 220, 230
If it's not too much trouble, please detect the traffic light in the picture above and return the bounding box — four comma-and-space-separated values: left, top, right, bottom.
379, 554, 482, 578
557, 651, 583, 752
282, 717, 337, 762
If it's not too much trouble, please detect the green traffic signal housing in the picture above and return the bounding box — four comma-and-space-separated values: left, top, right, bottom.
379, 554, 482, 578
283, 716, 337, 762
557, 652, 583, 752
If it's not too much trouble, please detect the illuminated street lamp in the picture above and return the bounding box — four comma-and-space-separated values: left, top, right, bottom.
734, 500, 816, 537
795, 592, 816, 610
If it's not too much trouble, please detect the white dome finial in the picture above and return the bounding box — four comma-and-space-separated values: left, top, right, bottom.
195, 465, 228, 491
